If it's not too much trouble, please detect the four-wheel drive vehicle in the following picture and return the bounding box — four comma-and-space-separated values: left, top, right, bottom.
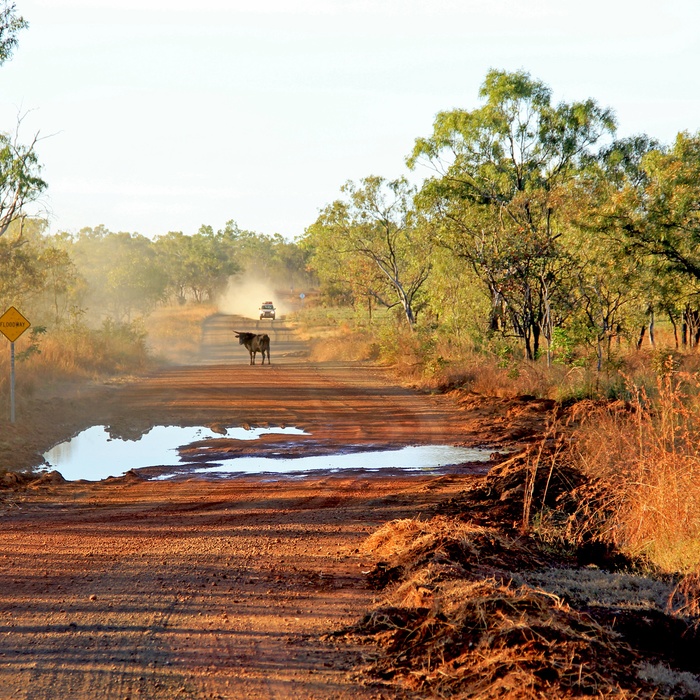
259, 301, 276, 320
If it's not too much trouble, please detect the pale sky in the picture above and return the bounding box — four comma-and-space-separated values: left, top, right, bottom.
1, 0, 698, 239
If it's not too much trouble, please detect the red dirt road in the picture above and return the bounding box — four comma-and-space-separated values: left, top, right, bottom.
0, 317, 498, 699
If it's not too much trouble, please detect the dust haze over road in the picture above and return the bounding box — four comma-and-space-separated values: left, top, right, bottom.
0, 313, 490, 699
199, 314, 303, 365
216, 277, 297, 322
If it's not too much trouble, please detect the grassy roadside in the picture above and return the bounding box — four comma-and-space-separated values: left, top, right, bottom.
287, 307, 700, 696
0, 303, 217, 400
290, 307, 700, 576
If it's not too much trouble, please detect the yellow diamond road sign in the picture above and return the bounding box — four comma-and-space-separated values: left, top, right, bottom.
0, 306, 30, 342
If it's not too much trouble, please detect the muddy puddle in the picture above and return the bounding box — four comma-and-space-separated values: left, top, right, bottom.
42, 425, 493, 481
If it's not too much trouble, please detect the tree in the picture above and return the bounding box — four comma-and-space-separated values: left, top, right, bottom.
151, 231, 192, 303
0, 2, 26, 67
596, 131, 700, 346
603, 132, 700, 281
0, 218, 80, 326
214, 220, 313, 290
64, 227, 168, 322
409, 69, 616, 359
0, 5, 45, 240
0, 124, 47, 238
305, 176, 432, 327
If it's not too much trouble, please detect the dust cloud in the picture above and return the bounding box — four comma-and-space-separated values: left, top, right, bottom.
217, 275, 293, 319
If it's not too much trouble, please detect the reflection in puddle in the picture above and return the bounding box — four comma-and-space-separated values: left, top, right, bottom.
175, 445, 492, 479
42, 425, 492, 481
43, 425, 308, 481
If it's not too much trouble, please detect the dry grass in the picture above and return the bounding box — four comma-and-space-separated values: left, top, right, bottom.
361, 517, 542, 588
572, 365, 700, 574
354, 577, 642, 698
146, 303, 217, 364
0, 303, 215, 402
0, 322, 153, 399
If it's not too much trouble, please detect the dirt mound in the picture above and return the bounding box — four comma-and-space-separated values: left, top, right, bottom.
362, 516, 545, 590
0, 468, 50, 489
344, 511, 700, 698
28, 469, 66, 486
342, 440, 700, 699
437, 440, 628, 568
448, 392, 558, 445
350, 578, 653, 698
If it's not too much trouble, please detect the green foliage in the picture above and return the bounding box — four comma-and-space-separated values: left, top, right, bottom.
602, 132, 700, 284
0, 129, 46, 239
0, 1, 26, 66
302, 176, 432, 327
0, 219, 81, 326
409, 68, 616, 360
154, 227, 238, 303
58, 226, 168, 323
154, 221, 313, 305
15, 325, 45, 361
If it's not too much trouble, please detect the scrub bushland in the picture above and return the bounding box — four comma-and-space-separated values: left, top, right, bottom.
0, 303, 219, 400
0, 318, 152, 399
296, 307, 700, 576
569, 363, 700, 574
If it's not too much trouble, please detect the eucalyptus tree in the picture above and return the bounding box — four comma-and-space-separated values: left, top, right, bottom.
597, 132, 700, 346
0, 219, 79, 324
305, 176, 432, 328
0, 5, 45, 240
0, 1, 26, 66
0, 127, 47, 238
65, 227, 168, 323
602, 132, 700, 281
154, 226, 240, 303
152, 231, 191, 303
408, 69, 616, 359
216, 220, 311, 288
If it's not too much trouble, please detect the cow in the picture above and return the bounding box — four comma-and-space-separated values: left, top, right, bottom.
233, 331, 271, 365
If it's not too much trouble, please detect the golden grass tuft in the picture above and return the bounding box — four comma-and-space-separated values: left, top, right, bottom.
362, 516, 544, 592
146, 303, 217, 364
572, 368, 700, 574
0, 321, 152, 399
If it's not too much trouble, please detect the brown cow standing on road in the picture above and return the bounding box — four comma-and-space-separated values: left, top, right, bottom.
234, 331, 271, 365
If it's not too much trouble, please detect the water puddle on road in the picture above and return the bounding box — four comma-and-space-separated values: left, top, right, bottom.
173, 445, 493, 481
42, 425, 493, 482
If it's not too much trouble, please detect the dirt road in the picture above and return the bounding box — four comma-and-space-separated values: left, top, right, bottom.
0, 316, 497, 699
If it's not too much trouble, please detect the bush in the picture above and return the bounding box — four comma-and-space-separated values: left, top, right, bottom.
0, 318, 153, 399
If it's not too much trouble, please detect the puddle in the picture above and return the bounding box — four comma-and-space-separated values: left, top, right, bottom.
165, 445, 493, 480
43, 425, 308, 481
42, 425, 493, 481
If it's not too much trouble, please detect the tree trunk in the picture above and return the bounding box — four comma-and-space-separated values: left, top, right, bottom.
637, 326, 646, 350
669, 312, 679, 349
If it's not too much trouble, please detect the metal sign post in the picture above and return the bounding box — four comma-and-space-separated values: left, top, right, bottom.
0, 307, 31, 423
9, 341, 15, 423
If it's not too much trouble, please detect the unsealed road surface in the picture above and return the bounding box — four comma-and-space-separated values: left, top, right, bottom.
0, 315, 483, 699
